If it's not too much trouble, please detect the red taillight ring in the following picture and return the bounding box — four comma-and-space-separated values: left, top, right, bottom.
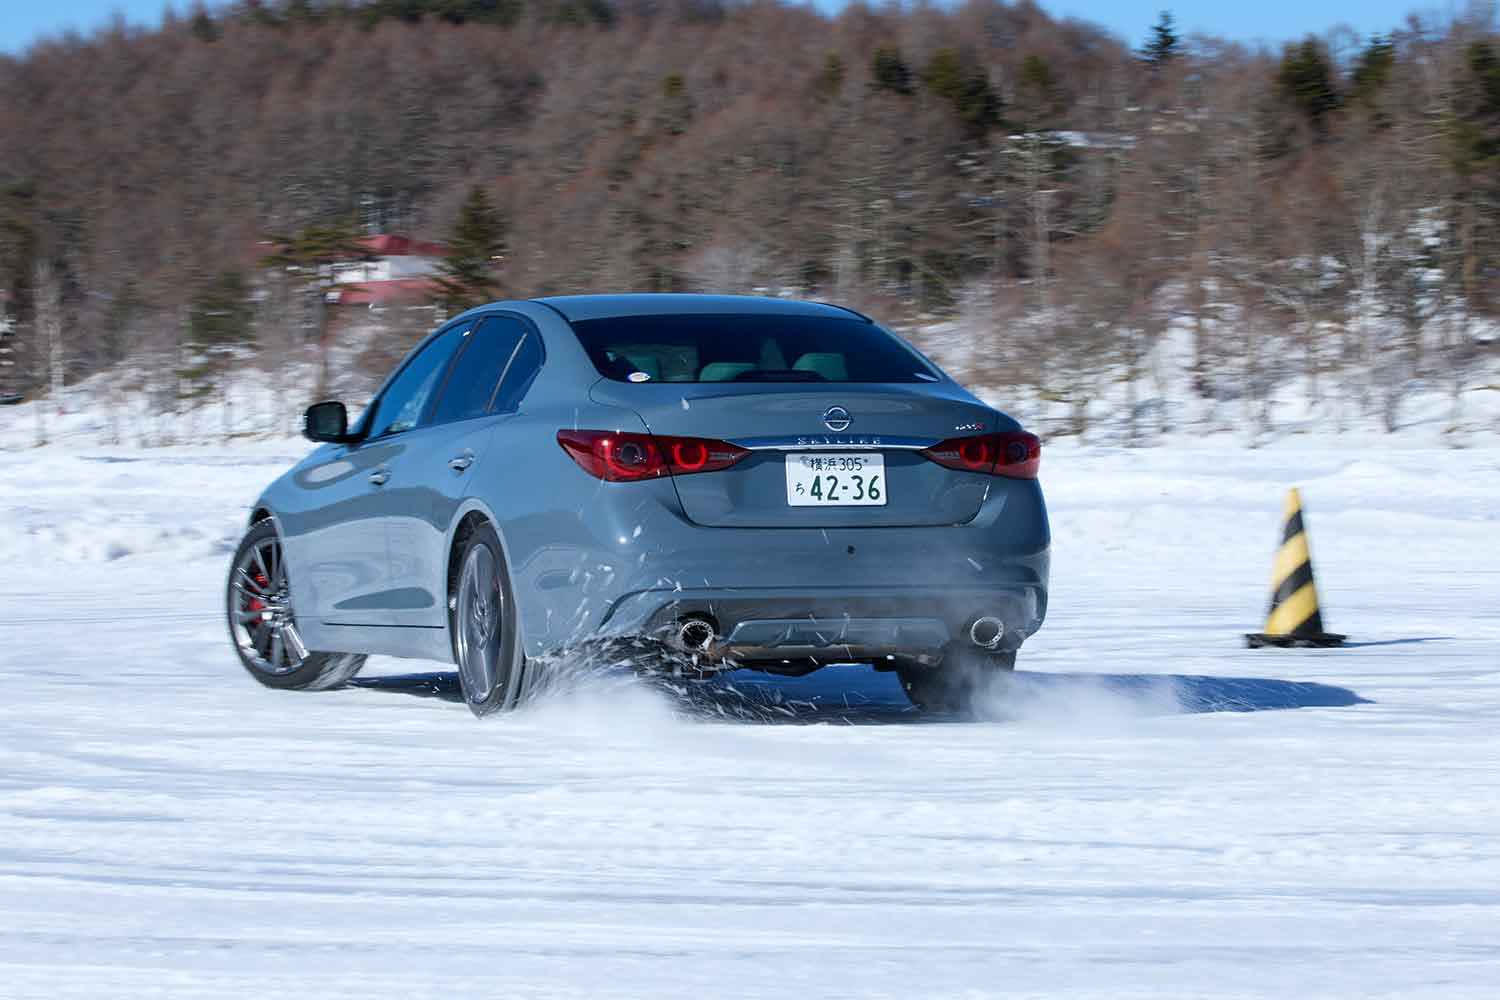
959, 438, 991, 470
673, 440, 709, 472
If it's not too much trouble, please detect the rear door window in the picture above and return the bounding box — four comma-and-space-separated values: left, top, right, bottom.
569, 314, 939, 384
429, 317, 527, 425
492, 330, 543, 412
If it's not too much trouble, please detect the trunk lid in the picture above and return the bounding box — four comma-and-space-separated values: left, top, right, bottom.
589, 380, 1007, 528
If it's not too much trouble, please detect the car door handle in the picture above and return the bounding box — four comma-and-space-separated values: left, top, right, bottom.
369, 468, 391, 486
448, 454, 474, 472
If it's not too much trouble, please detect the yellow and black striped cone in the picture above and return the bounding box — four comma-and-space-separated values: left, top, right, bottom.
1245, 488, 1345, 649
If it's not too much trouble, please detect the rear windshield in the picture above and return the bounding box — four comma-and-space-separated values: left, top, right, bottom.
569, 314, 942, 384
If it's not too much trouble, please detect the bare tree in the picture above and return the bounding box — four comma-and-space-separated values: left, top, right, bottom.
31, 260, 66, 445
0, 297, 16, 401
681, 241, 771, 294
4, 1, 1500, 447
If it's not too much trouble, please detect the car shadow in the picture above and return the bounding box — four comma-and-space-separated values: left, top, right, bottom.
1339, 636, 1452, 649
351, 672, 464, 701
352, 663, 1369, 726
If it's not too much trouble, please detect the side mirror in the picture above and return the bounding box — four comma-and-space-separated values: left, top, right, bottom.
303, 401, 352, 443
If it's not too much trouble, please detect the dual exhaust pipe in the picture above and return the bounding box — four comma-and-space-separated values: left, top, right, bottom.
673, 614, 1007, 652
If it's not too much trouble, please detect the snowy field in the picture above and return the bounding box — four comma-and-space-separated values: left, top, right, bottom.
1, 428, 1498, 998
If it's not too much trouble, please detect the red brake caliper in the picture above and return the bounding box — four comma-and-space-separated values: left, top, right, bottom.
247, 574, 268, 616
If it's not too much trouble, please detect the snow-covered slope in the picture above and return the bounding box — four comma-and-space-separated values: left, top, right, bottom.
0, 439, 1497, 998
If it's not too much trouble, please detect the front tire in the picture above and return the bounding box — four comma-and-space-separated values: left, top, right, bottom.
899, 646, 1016, 712
227, 520, 365, 690
451, 521, 526, 717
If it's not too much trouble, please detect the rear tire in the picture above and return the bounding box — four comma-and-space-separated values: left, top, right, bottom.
226, 520, 366, 690
899, 646, 1016, 712
451, 521, 526, 717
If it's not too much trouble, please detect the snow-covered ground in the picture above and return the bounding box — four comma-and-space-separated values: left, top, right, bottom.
1, 427, 1498, 998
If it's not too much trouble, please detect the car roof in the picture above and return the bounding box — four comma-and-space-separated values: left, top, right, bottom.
531, 293, 869, 323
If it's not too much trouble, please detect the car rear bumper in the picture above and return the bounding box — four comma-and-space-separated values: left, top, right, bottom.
594, 577, 1046, 666
509, 473, 1050, 661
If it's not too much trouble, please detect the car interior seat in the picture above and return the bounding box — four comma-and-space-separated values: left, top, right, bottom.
791, 352, 848, 381
699, 362, 759, 381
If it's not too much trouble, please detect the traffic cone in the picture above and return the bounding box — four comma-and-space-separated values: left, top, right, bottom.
1245, 488, 1345, 648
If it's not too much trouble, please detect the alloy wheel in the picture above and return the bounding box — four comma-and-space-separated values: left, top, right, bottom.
230, 533, 308, 676
455, 544, 504, 703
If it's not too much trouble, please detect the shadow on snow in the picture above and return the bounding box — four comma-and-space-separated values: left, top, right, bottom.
351, 662, 1369, 726
1338, 636, 1452, 649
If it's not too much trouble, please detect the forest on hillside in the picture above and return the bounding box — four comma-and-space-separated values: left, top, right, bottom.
2, 0, 1500, 442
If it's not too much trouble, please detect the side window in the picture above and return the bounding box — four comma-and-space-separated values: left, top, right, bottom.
491, 330, 543, 412
366, 325, 467, 439
429, 317, 526, 425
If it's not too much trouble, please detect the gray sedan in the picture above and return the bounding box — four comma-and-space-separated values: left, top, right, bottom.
227, 294, 1050, 714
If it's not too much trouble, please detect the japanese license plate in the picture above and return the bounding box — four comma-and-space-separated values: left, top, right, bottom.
785, 452, 886, 507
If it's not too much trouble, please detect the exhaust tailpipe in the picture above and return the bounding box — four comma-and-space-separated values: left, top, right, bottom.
969, 616, 1005, 650
676, 616, 718, 651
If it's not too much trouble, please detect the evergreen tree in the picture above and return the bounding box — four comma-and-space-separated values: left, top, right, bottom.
1278, 39, 1341, 131
1449, 42, 1500, 176
1348, 35, 1396, 129
922, 48, 965, 103
951, 71, 1002, 138
435, 187, 506, 312
188, 271, 254, 350
1350, 35, 1395, 100
814, 51, 846, 101
1141, 11, 1178, 66
1467, 41, 1500, 116
182, 271, 254, 401
922, 48, 1002, 137
871, 46, 913, 96
189, 3, 220, 42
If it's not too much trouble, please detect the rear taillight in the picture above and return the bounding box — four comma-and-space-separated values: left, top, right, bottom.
920, 431, 1041, 479
557, 430, 749, 482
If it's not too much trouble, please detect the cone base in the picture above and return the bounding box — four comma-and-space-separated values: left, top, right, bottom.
1245, 632, 1346, 649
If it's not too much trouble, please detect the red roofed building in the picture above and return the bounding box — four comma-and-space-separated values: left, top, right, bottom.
328, 234, 451, 307
333, 278, 444, 307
